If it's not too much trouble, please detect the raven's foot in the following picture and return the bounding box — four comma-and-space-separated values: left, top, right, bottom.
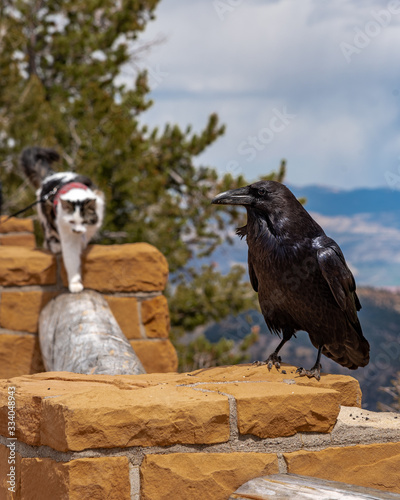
295, 363, 322, 381
253, 353, 281, 370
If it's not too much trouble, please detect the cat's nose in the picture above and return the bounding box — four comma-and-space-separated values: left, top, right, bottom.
72, 226, 86, 234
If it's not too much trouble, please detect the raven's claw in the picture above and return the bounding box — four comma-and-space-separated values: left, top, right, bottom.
296, 364, 321, 381
253, 353, 281, 370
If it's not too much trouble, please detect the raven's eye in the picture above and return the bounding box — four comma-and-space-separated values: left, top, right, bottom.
258, 187, 266, 196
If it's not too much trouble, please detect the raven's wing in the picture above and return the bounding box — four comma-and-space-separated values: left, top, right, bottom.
248, 259, 258, 292
316, 238, 360, 324
315, 237, 369, 368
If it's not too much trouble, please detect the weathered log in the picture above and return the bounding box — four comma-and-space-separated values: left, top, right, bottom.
39, 290, 145, 375
230, 474, 400, 499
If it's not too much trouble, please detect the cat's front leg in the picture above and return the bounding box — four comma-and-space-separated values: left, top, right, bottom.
69, 275, 84, 293
60, 232, 85, 293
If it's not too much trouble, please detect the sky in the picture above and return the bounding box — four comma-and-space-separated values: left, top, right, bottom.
124, 0, 400, 190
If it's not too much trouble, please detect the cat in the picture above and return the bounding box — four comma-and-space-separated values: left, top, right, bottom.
20, 146, 105, 293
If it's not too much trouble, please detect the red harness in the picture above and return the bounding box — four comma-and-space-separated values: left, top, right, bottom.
53, 182, 89, 208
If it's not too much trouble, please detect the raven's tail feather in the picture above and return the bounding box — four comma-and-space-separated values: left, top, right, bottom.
20, 147, 60, 189
322, 330, 370, 370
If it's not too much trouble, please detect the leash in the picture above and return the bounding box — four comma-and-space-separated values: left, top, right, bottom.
1, 185, 60, 223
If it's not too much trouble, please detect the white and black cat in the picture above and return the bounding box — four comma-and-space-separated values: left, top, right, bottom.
21, 146, 105, 293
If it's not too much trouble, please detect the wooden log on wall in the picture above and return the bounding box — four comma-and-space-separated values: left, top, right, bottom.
39, 290, 146, 375
230, 473, 400, 499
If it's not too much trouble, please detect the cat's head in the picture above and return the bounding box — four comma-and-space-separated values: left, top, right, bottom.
59, 197, 98, 234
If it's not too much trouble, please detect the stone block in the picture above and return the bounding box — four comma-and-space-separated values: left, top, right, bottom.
105, 296, 141, 339
284, 442, 400, 493
21, 456, 130, 500
141, 295, 170, 338
0, 233, 36, 247
0, 216, 34, 233
37, 384, 230, 451
79, 243, 168, 292
0, 444, 21, 499
140, 453, 279, 500
0, 291, 57, 333
0, 247, 56, 286
189, 364, 361, 407
0, 333, 43, 379
202, 381, 340, 438
130, 339, 178, 373
40, 384, 229, 451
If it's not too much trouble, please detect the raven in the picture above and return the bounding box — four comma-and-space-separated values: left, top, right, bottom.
212, 180, 370, 380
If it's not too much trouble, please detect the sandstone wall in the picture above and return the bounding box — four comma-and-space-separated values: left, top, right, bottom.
0, 216, 177, 377
0, 366, 399, 499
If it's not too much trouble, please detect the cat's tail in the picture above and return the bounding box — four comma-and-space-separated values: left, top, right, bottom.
20, 147, 60, 189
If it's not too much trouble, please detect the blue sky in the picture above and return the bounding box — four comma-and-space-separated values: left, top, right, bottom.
127, 0, 400, 189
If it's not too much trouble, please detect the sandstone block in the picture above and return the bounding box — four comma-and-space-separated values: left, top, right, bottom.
0, 216, 34, 233
284, 442, 400, 494
202, 381, 340, 438
0, 377, 44, 446
141, 295, 170, 338
0, 247, 56, 286
130, 339, 178, 373
140, 452, 279, 500
0, 233, 36, 247
39, 384, 229, 451
189, 364, 361, 407
0, 333, 42, 379
79, 243, 168, 292
105, 296, 141, 339
0, 444, 21, 500
21, 456, 130, 500
0, 291, 57, 333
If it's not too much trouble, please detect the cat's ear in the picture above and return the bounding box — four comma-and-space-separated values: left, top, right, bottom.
60, 199, 74, 213
84, 199, 97, 211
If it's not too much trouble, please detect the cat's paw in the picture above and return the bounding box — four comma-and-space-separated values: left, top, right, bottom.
69, 281, 84, 293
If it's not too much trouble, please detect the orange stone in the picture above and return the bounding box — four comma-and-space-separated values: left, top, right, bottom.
284, 442, 400, 494
0, 333, 43, 379
0, 233, 36, 247
0, 216, 34, 233
0, 291, 57, 333
0, 247, 56, 286
140, 452, 279, 500
188, 364, 362, 407
141, 295, 170, 338
80, 243, 169, 292
105, 295, 142, 339
0, 444, 21, 499
39, 384, 229, 451
21, 456, 131, 500
130, 339, 178, 373
201, 381, 340, 438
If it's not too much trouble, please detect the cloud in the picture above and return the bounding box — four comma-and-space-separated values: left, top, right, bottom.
131, 0, 400, 188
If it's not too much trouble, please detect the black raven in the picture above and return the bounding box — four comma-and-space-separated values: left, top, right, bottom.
212, 180, 370, 380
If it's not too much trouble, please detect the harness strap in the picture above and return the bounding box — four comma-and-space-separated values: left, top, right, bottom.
2, 181, 89, 223
53, 182, 89, 207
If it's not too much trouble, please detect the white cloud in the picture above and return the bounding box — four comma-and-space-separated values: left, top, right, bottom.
130, 0, 400, 188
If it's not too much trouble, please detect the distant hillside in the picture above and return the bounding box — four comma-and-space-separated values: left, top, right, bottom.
205, 287, 400, 411
289, 184, 400, 219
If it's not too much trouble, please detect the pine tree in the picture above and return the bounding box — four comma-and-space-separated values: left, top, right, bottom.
0, 0, 285, 369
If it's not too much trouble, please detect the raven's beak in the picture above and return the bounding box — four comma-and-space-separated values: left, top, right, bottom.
211, 185, 252, 206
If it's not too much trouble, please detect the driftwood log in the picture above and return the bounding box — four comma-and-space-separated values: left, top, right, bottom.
39, 290, 146, 375
230, 474, 400, 499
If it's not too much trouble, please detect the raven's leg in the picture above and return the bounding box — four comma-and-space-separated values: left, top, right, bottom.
254, 329, 294, 370
296, 345, 323, 381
